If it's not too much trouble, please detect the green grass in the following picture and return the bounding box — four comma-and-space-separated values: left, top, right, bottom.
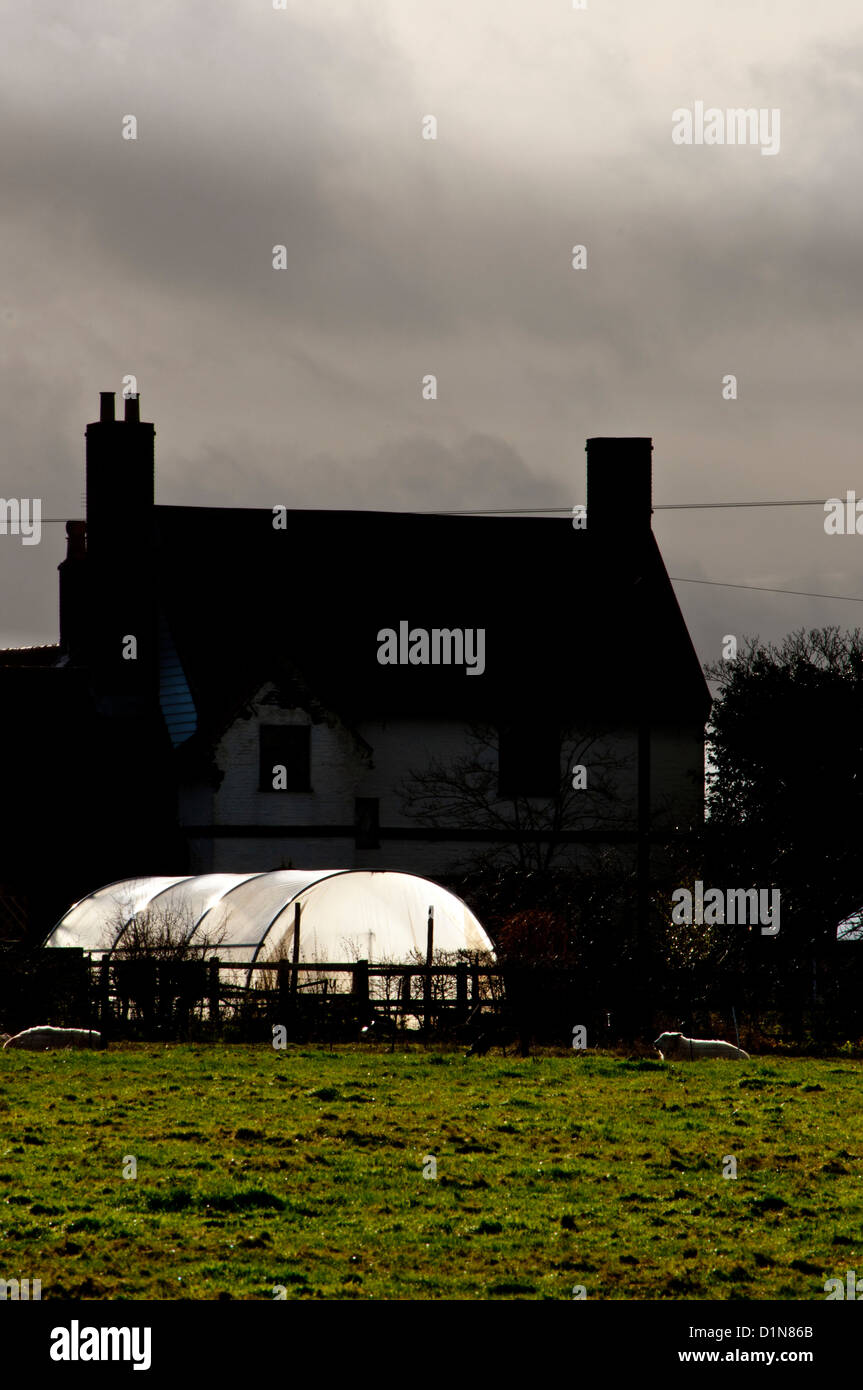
0, 1044, 860, 1299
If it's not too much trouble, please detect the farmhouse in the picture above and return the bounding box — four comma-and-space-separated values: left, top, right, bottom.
0, 394, 710, 940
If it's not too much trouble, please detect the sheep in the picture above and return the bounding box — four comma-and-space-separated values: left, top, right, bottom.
3, 1026, 104, 1051
653, 1030, 749, 1060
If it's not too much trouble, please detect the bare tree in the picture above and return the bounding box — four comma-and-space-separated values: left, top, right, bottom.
98, 890, 229, 1032
100, 887, 227, 962
399, 721, 635, 875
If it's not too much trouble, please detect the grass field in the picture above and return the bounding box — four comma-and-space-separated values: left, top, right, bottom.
1, 1043, 860, 1300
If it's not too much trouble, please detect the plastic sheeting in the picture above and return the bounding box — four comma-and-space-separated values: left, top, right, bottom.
42, 869, 495, 967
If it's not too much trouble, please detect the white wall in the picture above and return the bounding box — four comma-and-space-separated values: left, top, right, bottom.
179, 689, 704, 876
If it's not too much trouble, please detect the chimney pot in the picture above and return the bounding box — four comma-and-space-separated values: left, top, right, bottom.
99, 392, 115, 424
124, 393, 140, 425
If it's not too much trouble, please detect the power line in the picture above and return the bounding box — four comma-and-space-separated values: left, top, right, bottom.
31, 497, 831, 522
654, 499, 825, 512
28, 497, 828, 522
440, 499, 827, 515
670, 576, 863, 603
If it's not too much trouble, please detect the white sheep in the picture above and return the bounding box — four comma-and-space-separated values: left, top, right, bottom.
654, 1030, 749, 1060
3, 1026, 104, 1051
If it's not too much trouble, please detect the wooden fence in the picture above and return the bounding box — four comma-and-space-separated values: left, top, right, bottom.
6, 945, 861, 1045
52, 952, 509, 1038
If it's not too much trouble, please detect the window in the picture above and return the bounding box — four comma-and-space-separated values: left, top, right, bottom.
498, 724, 561, 798
259, 725, 311, 792
355, 797, 380, 849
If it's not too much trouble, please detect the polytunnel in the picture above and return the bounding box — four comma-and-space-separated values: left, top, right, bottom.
42, 870, 496, 982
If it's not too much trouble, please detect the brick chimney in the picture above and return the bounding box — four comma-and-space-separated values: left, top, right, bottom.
83, 391, 157, 706
586, 438, 653, 537
58, 520, 88, 662
86, 391, 154, 563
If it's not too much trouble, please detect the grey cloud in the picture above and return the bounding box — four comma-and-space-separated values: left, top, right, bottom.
2, 1, 863, 665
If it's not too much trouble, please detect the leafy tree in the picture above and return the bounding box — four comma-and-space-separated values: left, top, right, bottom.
705, 626, 863, 953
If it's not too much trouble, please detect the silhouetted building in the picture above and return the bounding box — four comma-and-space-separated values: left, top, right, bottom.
0, 396, 710, 938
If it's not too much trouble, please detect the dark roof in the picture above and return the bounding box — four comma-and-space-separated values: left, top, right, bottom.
0, 645, 62, 667
154, 506, 711, 739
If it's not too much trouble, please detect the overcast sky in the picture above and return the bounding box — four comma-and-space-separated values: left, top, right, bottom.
2, 0, 862, 674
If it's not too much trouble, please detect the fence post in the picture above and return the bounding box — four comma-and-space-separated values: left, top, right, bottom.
278, 961, 291, 1023
208, 958, 220, 1024
99, 959, 111, 1029
456, 962, 468, 1024
401, 970, 412, 1023
155, 962, 171, 1032
423, 905, 434, 1035
86, 953, 96, 1031
290, 903, 302, 999
353, 959, 369, 1020
142, 959, 158, 1034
